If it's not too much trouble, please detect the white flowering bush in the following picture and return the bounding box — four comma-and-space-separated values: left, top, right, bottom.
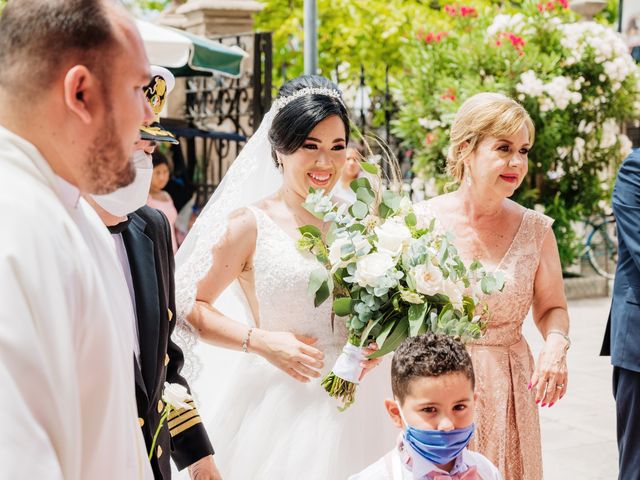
394, 1, 640, 267
298, 170, 502, 408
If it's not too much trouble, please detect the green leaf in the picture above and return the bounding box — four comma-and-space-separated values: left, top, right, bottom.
360, 317, 382, 345
299, 225, 322, 238
370, 317, 409, 359
408, 303, 429, 337
350, 177, 372, 192
314, 281, 331, 307
405, 212, 417, 227
480, 275, 497, 295
308, 268, 328, 297
333, 297, 353, 317
360, 162, 380, 175
375, 320, 395, 347
356, 186, 376, 205
379, 203, 392, 219
382, 190, 401, 210
348, 223, 366, 234
326, 223, 338, 245
350, 201, 369, 220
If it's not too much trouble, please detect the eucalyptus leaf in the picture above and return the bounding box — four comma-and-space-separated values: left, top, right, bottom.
350, 177, 372, 192
356, 186, 376, 205
382, 190, 401, 210
480, 275, 497, 295
350, 201, 369, 220
348, 223, 366, 233
333, 297, 353, 317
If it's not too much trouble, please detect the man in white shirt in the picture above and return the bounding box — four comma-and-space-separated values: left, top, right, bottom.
0, 0, 155, 478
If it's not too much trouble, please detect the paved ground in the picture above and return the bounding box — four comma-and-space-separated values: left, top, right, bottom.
522, 296, 618, 479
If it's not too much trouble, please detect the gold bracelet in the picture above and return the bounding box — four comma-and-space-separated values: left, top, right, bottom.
547, 329, 571, 351
242, 327, 254, 353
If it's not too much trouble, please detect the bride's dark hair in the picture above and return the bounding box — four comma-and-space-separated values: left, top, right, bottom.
269, 75, 350, 167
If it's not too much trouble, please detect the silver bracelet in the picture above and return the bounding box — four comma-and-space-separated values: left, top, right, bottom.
547, 329, 571, 350
242, 327, 254, 353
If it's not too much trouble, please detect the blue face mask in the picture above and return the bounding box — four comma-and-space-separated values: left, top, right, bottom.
397, 403, 475, 466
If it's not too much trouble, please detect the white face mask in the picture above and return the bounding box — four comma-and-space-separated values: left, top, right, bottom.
92, 150, 153, 217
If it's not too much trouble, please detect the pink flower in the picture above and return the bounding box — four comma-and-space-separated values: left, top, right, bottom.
444, 4, 457, 16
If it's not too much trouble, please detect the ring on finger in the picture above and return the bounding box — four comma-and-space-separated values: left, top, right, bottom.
556, 383, 564, 389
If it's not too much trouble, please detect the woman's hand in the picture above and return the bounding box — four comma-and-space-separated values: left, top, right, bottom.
529, 334, 569, 407
250, 329, 325, 383
359, 342, 383, 381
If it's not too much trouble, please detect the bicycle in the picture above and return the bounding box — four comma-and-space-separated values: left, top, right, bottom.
584, 213, 618, 280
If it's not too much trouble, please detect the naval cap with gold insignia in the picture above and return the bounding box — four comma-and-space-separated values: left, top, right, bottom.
140, 65, 179, 145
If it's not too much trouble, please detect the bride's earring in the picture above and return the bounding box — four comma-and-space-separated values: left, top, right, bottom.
465, 168, 472, 187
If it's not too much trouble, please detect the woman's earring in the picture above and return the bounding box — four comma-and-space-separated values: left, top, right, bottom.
465, 169, 472, 187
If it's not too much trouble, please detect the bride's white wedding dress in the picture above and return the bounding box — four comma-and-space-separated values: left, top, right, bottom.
184, 205, 395, 479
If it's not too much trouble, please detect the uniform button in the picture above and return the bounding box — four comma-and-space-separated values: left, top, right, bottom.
138, 418, 144, 427
157, 400, 164, 413
164, 354, 170, 366
157, 446, 163, 458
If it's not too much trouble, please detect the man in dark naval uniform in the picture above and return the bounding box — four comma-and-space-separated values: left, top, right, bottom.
88, 66, 218, 479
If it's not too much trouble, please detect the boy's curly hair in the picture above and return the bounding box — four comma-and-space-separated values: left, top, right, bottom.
391, 333, 475, 402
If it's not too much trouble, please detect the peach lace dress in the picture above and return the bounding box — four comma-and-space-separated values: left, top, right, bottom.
415, 202, 553, 480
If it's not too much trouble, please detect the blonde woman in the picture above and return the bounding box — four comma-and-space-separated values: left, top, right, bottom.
414, 92, 570, 480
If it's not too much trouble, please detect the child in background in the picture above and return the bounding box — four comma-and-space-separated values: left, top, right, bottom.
147, 150, 178, 253
350, 333, 502, 480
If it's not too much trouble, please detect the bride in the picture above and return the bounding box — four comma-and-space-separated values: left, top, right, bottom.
174, 75, 395, 479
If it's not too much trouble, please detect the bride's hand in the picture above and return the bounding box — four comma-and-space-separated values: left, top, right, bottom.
359, 343, 383, 381
251, 329, 325, 383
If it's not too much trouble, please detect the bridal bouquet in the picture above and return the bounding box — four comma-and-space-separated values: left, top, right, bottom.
298, 173, 503, 409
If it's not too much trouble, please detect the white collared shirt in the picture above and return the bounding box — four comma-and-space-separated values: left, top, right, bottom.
111, 231, 141, 359
349, 435, 502, 480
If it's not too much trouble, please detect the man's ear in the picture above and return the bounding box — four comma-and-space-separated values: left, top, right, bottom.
384, 398, 404, 430
63, 65, 98, 125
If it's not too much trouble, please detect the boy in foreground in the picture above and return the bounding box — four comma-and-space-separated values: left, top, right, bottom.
350, 333, 502, 480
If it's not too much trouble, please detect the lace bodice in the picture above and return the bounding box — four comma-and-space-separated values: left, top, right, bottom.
248, 206, 347, 366
414, 201, 553, 346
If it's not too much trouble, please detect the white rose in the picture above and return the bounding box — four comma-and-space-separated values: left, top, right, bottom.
412, 263, 444, 296
354, 252, 396, 288
162, 382, 193, 411
375, 219, 412, 256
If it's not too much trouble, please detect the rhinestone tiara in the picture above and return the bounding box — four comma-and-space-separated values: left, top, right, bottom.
272, 87, 345, 114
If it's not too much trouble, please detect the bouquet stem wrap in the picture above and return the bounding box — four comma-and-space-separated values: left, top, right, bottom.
322, 341, 364, 410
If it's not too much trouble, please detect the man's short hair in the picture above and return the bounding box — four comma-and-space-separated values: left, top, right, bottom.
391, 333, 476, 403
0, 0, 116, 96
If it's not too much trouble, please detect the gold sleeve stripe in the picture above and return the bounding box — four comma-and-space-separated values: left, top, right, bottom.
169, 416, 202, 437
168, 409, 199, 429
167, 400, 195, 420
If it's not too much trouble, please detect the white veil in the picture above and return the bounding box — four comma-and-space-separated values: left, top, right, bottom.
173, 108, 282, 383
